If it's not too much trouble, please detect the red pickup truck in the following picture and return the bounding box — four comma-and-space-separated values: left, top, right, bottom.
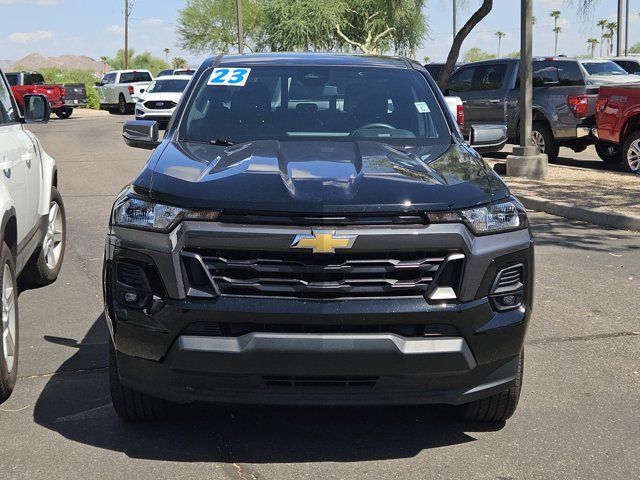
596, 84, 640, 173
5, 71, 73, 119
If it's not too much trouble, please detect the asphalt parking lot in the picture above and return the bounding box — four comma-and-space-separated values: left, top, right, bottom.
0, 112, 638, 479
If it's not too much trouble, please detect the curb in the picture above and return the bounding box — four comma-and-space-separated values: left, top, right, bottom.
517, 194, 640, 232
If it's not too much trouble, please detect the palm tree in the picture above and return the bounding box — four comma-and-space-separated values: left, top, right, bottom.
532, 15, 536, 25
550, 11, 561, 55
163, 48, 170, 63
603, 32, 613, 57
597, 19, 608, 57
587, 38, 599, 58
495, 31, 506, 57
553, 26, 562, 55
607, 21, 617, 56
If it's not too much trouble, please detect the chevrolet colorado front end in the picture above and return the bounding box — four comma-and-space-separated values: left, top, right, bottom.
104, 53, 534, 424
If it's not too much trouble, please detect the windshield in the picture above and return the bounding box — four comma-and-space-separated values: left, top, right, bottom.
147, 79, 189, 93
180, 66, 450, 146
582, 61, 628, 76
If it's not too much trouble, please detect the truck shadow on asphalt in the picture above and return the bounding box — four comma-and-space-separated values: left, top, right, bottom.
31, 316, 499, 463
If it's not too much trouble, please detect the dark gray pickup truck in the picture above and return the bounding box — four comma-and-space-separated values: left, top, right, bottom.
445, 57, 599, 162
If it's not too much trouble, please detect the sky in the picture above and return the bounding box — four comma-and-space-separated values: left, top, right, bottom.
0, 0, 638, 65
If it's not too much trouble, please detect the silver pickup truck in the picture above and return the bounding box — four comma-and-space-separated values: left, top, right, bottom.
95, 70, 153, 115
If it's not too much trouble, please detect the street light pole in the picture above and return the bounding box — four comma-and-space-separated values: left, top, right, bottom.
506, 0, 547, 179
617, 0, 623, 56
625, 0, 629, 55
236, 0, 244, 54
453, 0, 457, 42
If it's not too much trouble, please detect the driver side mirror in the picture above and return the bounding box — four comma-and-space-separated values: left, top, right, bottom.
22, 94, 50, 124
94, 82, 103, 87
469, 124, 508, 153
123, 120, 161, 150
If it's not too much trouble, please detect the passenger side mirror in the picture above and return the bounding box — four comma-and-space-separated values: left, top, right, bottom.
123, 120, 161, 150
94, 82, 103, 87
140, 89, 145, 94
469, 124, 508, 153
22, 94, 50, 123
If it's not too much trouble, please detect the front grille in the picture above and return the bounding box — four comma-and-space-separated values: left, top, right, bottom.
144, 100, 176, 110
263, 376, 378, 389
186, 250, 459, 299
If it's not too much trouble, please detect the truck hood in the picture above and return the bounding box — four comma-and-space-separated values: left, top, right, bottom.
586, 74, 640, 86
143, 140, 504, 214
138, 91, 183, 103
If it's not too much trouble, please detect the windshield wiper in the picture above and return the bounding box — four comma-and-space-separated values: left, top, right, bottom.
210, 138, 236, 146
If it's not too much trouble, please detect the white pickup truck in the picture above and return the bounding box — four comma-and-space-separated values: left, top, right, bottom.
95, 70, 153, 115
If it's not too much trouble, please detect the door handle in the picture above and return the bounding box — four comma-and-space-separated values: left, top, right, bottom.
489, 99, 501, 104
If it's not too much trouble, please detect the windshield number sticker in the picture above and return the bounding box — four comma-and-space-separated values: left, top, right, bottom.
208, 68, 251, 86
414, 102, 430, 113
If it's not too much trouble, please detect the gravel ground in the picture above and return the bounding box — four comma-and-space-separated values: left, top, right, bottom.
485, 145, 639, 217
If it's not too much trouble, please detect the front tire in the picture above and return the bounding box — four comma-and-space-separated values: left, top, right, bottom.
0, 242, 19, 404
54, 108, 73, 119
109, 341, 168, 421
621, 130, 640, 174
462, 350, 524, 424
531, 121, 559, 163
595, 141, 621, 164
20, 187, 66, 289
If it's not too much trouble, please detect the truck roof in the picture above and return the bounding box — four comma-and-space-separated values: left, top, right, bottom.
202, 53, 410, 69
107, 69, 152, 74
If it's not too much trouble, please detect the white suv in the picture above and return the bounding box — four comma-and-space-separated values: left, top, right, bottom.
0, 69, 66, 403
135, 75, 191, 127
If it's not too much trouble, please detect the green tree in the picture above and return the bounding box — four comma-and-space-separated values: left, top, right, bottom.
423, 56, 431, 64
495, 31, 505, 57
553, 26, 562, 55
505, 50, 520, 58
462, 47, 496, 63
263, 0, 345, 51
172, 57, 188, 69
177, 0, 265, 54
335, 0, 427, 56
629, 42, 640, 54
106, 49, 169, 75
163, 48, 170, 62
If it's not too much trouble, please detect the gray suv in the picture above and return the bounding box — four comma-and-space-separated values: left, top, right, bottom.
446, 57, 598, 162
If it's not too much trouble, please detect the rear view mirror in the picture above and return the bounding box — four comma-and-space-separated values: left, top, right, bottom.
123, 120, 160, 150
469, 124, 508, 153
22, 94, 50, 123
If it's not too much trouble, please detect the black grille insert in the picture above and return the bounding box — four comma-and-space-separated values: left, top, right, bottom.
263, 376, 378, 389
144, 100, 177, 110
185, 250, 460, 299
492, 264, 524, 294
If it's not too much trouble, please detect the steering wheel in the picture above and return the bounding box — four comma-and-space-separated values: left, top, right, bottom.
357, 123, 395, 130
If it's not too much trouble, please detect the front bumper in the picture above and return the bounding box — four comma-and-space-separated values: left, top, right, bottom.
104, 220, 533, 406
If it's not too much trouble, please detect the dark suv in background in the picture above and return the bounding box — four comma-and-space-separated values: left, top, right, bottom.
446, 57, 599, 162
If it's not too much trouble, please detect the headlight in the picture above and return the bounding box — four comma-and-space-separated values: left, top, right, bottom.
427, 199, 527, 235
114, 197, 220, 231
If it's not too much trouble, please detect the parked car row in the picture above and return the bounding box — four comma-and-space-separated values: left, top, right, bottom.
428, 56, 640, 172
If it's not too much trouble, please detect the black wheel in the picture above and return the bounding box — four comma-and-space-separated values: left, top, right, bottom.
595, 141, 621, 164
109, 340, 168, 421
20, 187, 66, 289
54, 108, 73, 119
531, 121, 559, 163
118, 95, 130, 115
621, 130, 640, 174
0, 241, 19, 404
462, 350, 524, 424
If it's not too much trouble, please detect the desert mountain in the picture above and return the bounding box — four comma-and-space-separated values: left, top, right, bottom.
7, 53, 108, 76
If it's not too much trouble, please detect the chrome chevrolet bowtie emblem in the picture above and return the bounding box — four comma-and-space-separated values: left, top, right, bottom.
291, 231, 357, 254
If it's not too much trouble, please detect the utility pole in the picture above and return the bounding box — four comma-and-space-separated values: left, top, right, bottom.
617, 0, 623, 56
625, 0, 629, 55
507, 0, 547, 179
236, 0, 244, 54
124, 0, 132, 69
453, 0, 457, 42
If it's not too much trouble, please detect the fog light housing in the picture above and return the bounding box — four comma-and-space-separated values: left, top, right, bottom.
490, 264, 525, 311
